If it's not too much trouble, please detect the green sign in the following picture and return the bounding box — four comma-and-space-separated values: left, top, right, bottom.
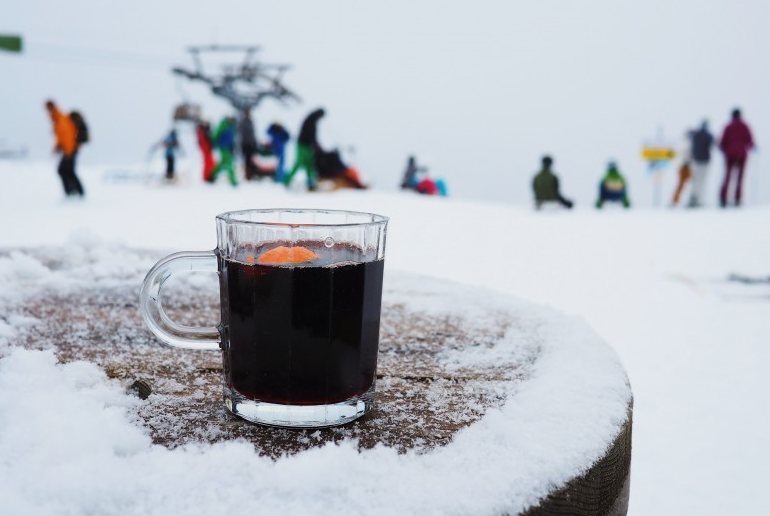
0, 35, 23, 53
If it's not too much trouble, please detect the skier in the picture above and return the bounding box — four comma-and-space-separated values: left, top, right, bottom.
208, 116, 238, 186
158, 129, 181, 180
195, 120, 216, 181
532, 155, 574, 209
718, 108, 754, 207
688, 120, 714, 207
239, 109, 259, 180
267, 122, 290, 183
284, 108, 325, 190
596, 162, 630, 209
45, 100, 85, 197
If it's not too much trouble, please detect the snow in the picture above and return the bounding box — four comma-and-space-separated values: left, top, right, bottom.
1, 160, 770, 515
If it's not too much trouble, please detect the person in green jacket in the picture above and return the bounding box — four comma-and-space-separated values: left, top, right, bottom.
596, 162, 630, 208
532, 155, 573, 209
208, 117, 238, 186
284, 108, 325, 191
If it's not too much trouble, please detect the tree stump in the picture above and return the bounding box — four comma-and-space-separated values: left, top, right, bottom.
3, 246, 632, 515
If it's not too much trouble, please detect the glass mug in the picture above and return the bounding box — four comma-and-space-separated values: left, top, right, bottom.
140, 209, 388, 428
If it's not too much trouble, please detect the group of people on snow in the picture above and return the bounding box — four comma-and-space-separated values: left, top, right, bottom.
669, 109, 755, 209
44, 99, 755, 208
532, 108, 756, 210
156, 107, 366, 191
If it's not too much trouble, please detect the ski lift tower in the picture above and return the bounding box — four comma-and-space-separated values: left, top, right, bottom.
171, 45, 301, 115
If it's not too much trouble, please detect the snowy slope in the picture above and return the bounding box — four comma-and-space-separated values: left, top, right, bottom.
1, 160, 769, 515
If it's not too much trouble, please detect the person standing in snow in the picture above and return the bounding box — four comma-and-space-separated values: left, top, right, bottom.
267, 122, 290, 183
284, 108, 325, 190
158, 129, 181, 180
688, 120, 714, 207
208, 116, 238, 186
596, 162, 630, 209
718, 108, 755, 207
45, 99, 85, 197
239, 109, 259, 180
532, 155, 574, 209
670, 130, 693, 207
195, 120, 216, 182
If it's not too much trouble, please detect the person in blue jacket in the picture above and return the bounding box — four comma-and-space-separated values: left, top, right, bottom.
267, 122, 290, 183
160, 129, 181, 180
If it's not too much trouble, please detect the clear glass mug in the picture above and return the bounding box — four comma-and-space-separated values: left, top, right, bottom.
139, 209, 388, 428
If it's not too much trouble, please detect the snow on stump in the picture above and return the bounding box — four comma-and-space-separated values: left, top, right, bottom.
3, 246, 632, 516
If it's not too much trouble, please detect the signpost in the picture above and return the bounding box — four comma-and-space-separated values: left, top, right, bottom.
641, 128, 676, 207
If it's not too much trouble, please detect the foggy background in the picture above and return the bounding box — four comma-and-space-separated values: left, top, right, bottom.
2, 0, 769, 206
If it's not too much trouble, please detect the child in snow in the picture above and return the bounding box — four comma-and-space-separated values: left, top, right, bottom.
596, 162, 631, 208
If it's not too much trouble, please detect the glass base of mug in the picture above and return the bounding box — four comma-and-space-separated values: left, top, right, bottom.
224, 386, 374, 428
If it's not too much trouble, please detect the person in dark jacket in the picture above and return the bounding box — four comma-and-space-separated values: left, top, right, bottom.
596, 161, 630, 208
284, 108, 325, 190
239, 109, 259, 179
532, 156, 573, 209
718, 109, 754, 207
401, 155, 427, 190
688, 120, 714, 207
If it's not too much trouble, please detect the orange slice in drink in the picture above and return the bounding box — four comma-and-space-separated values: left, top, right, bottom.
256, 246, 319, 265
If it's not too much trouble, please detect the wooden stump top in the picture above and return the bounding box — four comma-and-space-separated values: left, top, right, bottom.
3, 246, 632, 516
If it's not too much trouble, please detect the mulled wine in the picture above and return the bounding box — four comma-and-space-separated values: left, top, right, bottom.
220, 242, 384, 406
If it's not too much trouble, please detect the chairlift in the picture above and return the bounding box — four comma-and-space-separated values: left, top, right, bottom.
172, 103, 202, 122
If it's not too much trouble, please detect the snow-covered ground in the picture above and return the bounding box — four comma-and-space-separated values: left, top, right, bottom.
1, 160, 769, 515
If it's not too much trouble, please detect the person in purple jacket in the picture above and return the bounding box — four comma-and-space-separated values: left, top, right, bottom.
718, 108, 755, 207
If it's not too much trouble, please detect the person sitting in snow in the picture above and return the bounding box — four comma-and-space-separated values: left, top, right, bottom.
532, 155, 573, 209
401, 155, 427, 190
596, 161, 631, 209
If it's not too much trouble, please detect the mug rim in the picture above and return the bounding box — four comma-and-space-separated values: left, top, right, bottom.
216, 208, 389, 228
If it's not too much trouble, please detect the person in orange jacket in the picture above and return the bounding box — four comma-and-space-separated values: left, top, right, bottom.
45, 100, 84, 197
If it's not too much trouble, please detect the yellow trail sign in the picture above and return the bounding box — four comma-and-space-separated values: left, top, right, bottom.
641, 147, 676, 161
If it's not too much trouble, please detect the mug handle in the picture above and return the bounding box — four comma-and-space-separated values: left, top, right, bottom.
139, 250, 221, 350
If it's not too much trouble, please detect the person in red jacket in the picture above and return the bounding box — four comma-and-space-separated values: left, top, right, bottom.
718, 108, 754, 207
195, 120, 216, 181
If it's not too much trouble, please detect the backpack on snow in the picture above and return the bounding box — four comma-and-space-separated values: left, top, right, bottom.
70, 111, 90, 145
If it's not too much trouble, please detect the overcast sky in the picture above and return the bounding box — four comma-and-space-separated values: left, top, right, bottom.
2, 0, 769, 205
